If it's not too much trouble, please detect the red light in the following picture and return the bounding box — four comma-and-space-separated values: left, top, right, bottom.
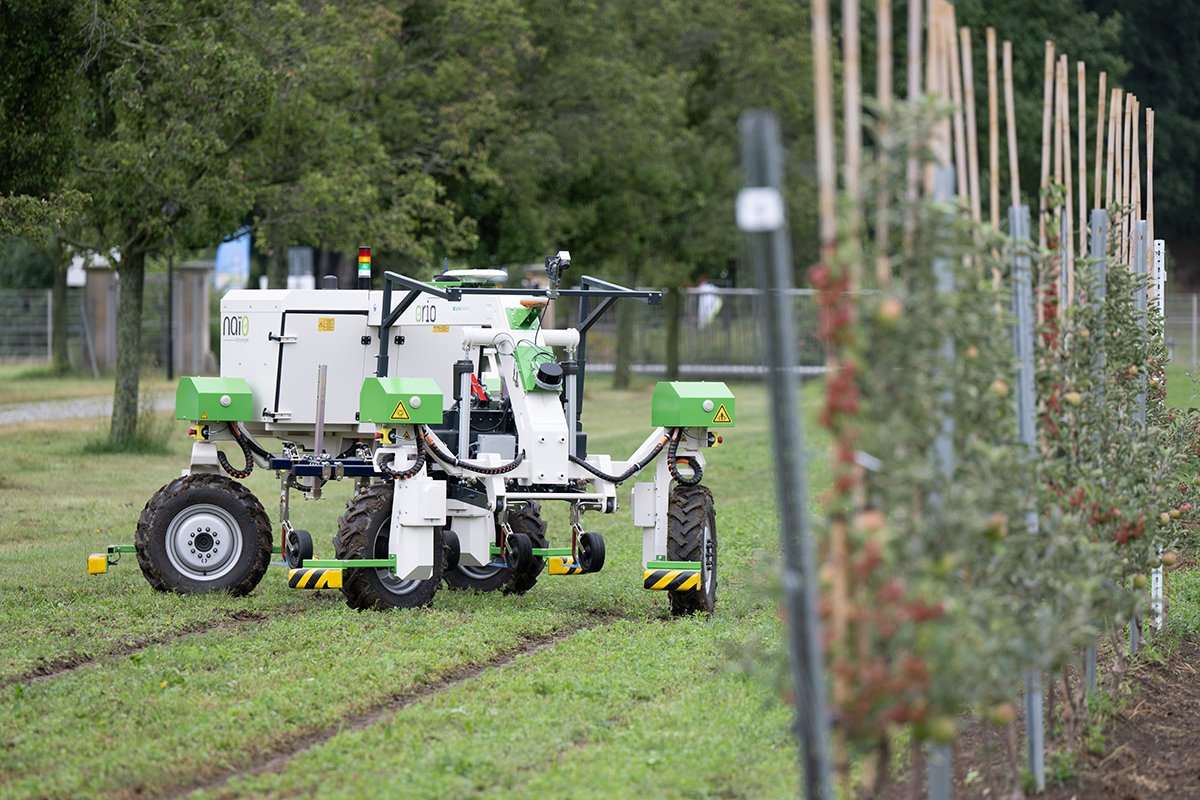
358, 246, 371, 264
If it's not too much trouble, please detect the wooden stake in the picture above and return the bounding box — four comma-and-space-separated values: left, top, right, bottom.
961, 27, 981, 222
843, 0, 862, 211
1078, 62, 1087, 257
1053, 57, 1063, 189
1039, 40, 1055, 249
902, 0, 922, 255
1060, 57, 1074, 309
1094, 73, 1106, 211
1132, 97, 1141, 225
1003, 40, 1019, 206
812, 0, 837, 253
987, 28, 1000, 230
876, 0, 893, 287
1106, 89, 1121, 211
1121, 94, 1132, 263
810, 0, 845, 780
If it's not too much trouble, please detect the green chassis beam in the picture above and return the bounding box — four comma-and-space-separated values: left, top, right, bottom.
489, 545, 573, 557
645, 560, 702, 570
303, 558, 395, 569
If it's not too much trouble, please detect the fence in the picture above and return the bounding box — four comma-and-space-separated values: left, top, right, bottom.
0, 265, 214, 375
1165, 292, 1200, 371
578, 286, 829, 376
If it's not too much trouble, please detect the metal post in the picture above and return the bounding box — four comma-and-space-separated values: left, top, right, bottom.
313, 364, 328, 501
45, 288, 52, 362
739, 110, 832, 800
1152, 239, 1167, 631
1130, 221, 1148, 655
928, 165, 956, 800
1192, 293, 1197, 371
1011, 204, 1045, 792
167, 249, 175, 381
1085, 209, 1109, 695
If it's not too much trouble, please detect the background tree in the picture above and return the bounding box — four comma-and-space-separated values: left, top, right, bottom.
0, 0, 87, 372
77, 1, 277, 445
1085, 0, 1200, 283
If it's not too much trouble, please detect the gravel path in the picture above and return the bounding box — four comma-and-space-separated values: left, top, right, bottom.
0, 393, 174, 425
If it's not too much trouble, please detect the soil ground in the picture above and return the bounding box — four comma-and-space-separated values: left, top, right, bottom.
1040, 638, 1200, 800
881, 636, 1200, 799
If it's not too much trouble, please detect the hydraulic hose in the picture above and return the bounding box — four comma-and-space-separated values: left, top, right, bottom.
568, 432, 671, 485
378, 437, 427, 481
420, 426, 526, 475
667, 428, 704, 486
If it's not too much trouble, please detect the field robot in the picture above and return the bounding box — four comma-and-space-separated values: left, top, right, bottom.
90, 252, 735, 615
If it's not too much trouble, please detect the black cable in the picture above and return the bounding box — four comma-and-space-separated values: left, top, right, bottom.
420, 426, 526, 475
378, 437, 427, 480
229, 421, 272, 460
567, 432, 671, 485
668, 428, 704, 486
217, 433, 254, 479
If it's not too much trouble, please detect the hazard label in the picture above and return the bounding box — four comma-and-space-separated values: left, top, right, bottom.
712, 404, 731, 424
391, 401, 410, 421
317, 317, 335, 332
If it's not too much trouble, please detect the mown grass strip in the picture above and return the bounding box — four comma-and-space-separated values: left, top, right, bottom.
172, 617, 615, 799
5, 609, 269, 688
0, 605, 602, 798
197, 611, 796, 800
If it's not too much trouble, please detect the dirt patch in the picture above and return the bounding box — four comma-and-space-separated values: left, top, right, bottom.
153, 615, 614, 800
5, 609, 269, 688
879, 638, 1200, 799
1041, 638, 1200, 800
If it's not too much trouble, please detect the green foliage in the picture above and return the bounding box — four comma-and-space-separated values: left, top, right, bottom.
0, 238, 56, 290
1087, 0, 1200, 245
807, 87, 1198, 785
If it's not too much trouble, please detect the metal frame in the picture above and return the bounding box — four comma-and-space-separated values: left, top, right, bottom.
373, 271, 662, 401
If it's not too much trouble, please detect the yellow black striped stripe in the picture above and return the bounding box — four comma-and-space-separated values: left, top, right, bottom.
287, 568, 343, 589
643, 569, 701, 591
548, 557, 586, 575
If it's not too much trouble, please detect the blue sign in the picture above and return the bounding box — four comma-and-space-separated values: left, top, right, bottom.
215, 229, 251, 292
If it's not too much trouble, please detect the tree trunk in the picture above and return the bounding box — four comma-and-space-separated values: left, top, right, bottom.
612, 298, 635, 389
51, 248, 69, 373
267, 219, 288, 289
110, 248, 146, 445
665, 285, 681, 381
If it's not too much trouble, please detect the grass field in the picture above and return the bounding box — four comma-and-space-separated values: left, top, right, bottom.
0, 364, 174, 406
0, 379, 821, 799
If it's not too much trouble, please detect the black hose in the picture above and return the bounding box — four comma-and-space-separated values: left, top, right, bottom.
378, 437, 427, 480
568, 432, 671, 485
667, 428, 703, 486
420, 427, 526, 475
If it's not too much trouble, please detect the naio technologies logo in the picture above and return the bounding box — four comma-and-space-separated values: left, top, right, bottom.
221, 315, 250, 339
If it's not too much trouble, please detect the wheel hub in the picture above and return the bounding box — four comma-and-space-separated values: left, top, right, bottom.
166, 504, 243, 580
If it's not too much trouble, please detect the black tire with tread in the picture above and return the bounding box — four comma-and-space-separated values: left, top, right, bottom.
334, 483, 442, 610
666, 484, 717, 616
503, 503, 549, 595
442, 503, 549, 594
134, 472, 272, 596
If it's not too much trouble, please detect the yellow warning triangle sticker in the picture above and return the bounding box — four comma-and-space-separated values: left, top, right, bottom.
712, 404, 731, 424
391, 401, 410, 421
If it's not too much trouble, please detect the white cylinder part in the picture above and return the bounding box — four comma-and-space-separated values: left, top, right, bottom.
460, 326, 580, 350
